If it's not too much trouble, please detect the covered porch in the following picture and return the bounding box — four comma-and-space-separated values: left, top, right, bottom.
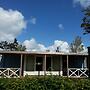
0, 51, 89, 78
24, 53, 89, 78
24, 54, 63, 76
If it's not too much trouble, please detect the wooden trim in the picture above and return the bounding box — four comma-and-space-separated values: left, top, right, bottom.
68, 68, 88, 77
0, 51, 88, 56
0, 68, 20, 78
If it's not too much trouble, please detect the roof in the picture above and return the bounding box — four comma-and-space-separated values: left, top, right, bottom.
0, 51, 88, 56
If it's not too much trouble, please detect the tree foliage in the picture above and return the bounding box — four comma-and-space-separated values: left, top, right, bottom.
70, 36, 84, 53
81, 7, 90, 34
0, 38, 26, 51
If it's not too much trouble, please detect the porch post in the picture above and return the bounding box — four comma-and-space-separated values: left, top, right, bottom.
84, 56, 87, 68
24, 54, 26, 71
34, 55, 36, 71
67, 55, 69, 77
43, 54, 46, 75
20, 54, 23, 77
60, 56, 63, 76
51, 56, 53, 71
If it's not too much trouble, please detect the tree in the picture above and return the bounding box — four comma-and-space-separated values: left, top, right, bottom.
70, 36, 84, 53
16, 45, 26, 51
81, 7, 90, 34
0, 38, 26, 51
0, 41, 9, 50
8, 38, 18, 51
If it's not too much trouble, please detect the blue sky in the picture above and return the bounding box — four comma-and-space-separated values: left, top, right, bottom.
0, 0, 89, 52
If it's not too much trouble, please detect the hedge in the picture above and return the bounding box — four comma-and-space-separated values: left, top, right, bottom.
0, 76, 90, 90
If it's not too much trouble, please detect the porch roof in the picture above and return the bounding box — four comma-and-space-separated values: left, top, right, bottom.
0, 51, 88, 56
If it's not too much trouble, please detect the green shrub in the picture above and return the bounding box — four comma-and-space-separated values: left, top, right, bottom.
0, 76, 89, 90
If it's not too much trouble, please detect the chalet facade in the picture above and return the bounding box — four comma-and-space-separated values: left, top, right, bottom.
0, 51, 89, 78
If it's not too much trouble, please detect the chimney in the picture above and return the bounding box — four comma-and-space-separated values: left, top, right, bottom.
56, 47, 59, 52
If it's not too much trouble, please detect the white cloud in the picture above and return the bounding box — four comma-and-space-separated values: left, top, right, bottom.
23, 38, 46, 52
30, 16, 36, 24
58, 24, 64, 30
73, 0, 90, 8
23, 38, 87, 53
47, 40, 70, 53
23, 38, 70, 53
0, 7, 26, 41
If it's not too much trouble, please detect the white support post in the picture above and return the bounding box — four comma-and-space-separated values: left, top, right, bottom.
51, 56, 53, 71
60, 56, 63, 76
84, 56, 87, 68
20, 54, 23, 77
43, 55, 46, 75
67, 55, 69, 77
24, 55, 26, 71
34, 55, 36, 71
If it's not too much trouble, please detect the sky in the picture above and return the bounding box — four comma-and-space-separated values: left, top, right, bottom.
0, 0, 90, 52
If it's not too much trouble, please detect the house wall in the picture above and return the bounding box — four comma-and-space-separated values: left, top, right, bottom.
52, 56, 60, 71
26, 55, 35, 71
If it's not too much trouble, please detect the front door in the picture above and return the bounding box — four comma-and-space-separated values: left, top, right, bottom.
36, 57, 43, 71
46, 57, 51, 71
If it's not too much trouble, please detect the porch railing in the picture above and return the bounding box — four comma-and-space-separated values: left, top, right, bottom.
0, 68, 21, 78
68, 68, 89, 78
24, 71, 62, 76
